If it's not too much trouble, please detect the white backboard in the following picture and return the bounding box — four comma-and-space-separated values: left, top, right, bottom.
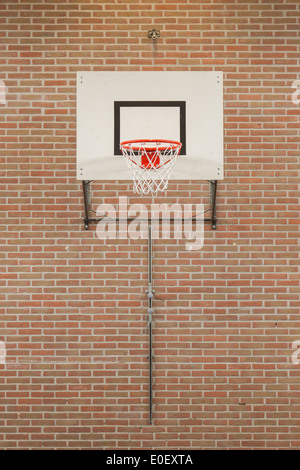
76, 72, 223, 181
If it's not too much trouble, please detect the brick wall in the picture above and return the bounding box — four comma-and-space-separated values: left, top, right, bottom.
1, 0, 300, 449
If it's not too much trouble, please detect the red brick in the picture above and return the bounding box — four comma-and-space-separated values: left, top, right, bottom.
0, 0, 299, 452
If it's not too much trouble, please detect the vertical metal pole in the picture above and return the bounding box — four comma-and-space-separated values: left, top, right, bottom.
147, 224, 153, 424
211, 180, 218, 230
82, 180, 90, 230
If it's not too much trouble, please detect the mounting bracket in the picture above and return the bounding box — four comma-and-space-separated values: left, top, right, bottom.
148, 29, 160, 40
209, 179, 218, 230
81, 180, 218, 231
81, 179, 219, 423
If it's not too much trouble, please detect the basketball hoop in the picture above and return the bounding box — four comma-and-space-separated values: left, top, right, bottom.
120, 139, 182, 196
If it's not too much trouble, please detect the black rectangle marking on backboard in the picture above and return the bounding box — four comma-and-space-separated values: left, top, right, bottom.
114, 101, 186, 155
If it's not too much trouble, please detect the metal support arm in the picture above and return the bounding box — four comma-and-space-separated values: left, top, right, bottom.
81, 180, 218, 230
82, 180, 92, 230
81, 180, 219, 424
210, 180, 218, 230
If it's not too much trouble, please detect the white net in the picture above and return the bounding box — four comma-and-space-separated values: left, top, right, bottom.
120, 139, 182, 196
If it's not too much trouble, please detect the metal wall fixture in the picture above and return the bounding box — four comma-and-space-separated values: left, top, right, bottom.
148, 29, 160, 40
81, 180, 218, 423
82, 180, 218, 231
147, 225, 154, 424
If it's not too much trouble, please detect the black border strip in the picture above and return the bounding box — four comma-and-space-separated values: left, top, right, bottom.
114, 101, 186, 155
